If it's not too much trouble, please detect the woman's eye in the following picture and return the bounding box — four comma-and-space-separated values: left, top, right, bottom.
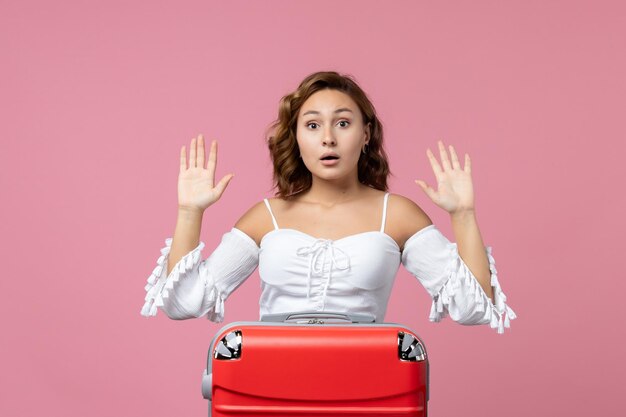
307, 122, 319, 129
338, 120, 350, 127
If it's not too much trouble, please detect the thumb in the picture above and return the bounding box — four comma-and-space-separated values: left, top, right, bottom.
215, 173, 235, 197
415, 179, 437, 201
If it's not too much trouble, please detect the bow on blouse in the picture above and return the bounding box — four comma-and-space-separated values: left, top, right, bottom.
296, 239, 351, 305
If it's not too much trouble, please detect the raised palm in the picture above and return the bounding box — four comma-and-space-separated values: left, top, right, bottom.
415, 140, 475, 214
178, 134, 234, 212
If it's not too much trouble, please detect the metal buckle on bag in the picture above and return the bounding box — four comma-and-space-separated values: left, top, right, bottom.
397, 331, 427, 362
213, 330, 242, 360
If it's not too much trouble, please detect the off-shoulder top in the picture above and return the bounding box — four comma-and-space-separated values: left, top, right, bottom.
141, 193, 517, 333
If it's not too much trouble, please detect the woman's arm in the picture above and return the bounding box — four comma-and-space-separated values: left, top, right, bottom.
169, 134, 234, 274
415, 140, 494, 301
142, 134, 238, 319
167, 207, 203, 276
406, 140, 516, 333
450, 210, 493, 302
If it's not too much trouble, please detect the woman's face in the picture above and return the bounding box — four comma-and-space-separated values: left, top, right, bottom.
296, 89, 370, 182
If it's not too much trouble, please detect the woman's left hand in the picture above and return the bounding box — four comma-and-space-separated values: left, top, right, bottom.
415, 140, 475, 215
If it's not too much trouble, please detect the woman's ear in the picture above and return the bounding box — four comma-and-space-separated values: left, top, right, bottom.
365, 122, 371, 143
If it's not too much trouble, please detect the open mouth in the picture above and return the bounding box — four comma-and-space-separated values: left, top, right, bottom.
320, 155, 340, 166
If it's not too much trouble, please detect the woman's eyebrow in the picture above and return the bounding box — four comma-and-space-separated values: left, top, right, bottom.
302, 108, 354, 117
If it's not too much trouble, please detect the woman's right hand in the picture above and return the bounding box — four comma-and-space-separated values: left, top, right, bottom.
178, 134, 234, 212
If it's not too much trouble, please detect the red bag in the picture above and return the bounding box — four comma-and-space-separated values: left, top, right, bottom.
202, 311, 429, 416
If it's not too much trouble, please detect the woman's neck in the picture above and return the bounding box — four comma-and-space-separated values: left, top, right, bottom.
296, 177, 370, 207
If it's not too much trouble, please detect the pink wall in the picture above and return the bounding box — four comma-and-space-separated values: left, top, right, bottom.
2, 1, 624, 416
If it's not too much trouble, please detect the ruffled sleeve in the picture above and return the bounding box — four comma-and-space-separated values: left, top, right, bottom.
401, 224, 517, 334
140, 227, 259, 322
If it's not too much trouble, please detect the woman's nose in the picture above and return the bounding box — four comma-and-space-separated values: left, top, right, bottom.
322, 126, 336, 146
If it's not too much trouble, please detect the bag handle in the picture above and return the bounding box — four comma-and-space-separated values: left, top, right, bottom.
260, 310, 376, 324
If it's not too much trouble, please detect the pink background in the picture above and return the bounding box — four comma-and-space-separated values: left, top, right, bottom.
2, 1, 624, 416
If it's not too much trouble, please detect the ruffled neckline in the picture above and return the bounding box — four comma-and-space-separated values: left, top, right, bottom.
259, 228, 401, 252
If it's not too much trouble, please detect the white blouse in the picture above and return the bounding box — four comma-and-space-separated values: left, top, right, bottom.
141, 194, 516, 333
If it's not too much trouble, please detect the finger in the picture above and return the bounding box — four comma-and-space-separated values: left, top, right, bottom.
464, 153, 471, 174
215, 173, 234, 197
426, 148, 443, 180
189, 136, 197, 168
438, 140, 452, 171
197, 134, 205, 169
449, 144, 461, 170
180, 145, 187, 173
415, 179, 438, 201
207, 139, 217, 185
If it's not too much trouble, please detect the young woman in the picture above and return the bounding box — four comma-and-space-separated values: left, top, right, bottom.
141, 71, 516, 333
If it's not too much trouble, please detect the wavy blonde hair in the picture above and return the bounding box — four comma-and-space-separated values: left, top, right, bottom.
266, 71, 391, 199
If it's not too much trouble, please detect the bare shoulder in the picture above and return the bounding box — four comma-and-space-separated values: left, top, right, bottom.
233, 199, 275, 248
386, 193, 433, 250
